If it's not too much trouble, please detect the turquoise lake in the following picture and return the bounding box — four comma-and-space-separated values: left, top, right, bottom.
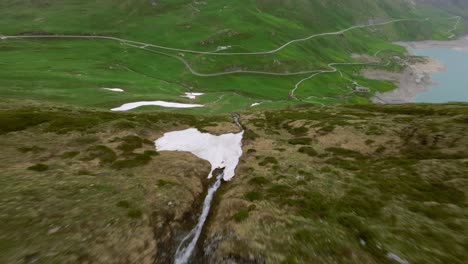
412, 47, 468, 103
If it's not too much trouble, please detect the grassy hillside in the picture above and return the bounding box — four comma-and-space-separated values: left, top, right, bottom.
414, 0, 468, 18
208, 103, 468, 263
1, 2, 466, 263
0, 0, 464, 112
0, 101, 467, 263
0, 99, 232, 263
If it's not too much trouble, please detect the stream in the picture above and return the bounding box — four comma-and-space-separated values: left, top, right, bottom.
173, 171, 224, 264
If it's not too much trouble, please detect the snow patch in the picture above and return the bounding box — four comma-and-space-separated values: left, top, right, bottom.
251, 102, 261, 107
216, 45, 231, 51
155, 128, 243, 181
387, 252, 409, 264
102, 88, 124, 92
111, 101, 204, 111
182, 92, 204, 100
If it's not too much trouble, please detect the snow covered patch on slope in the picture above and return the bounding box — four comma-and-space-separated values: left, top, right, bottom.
182, 92, 204, 99
102, 88, 124, 92
251, 102, 261, 107
111, 101, 204, 111
216, 45, 231, 51
155, 128, 243, 181
387, 252, 409, 264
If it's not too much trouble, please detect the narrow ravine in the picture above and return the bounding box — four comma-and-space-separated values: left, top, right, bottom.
154, 117, 244, 263
173, 171, 224, 264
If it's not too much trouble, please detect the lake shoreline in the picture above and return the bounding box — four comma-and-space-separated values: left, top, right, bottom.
366, 56, 445, 104
368, 36, 467, 104
395, 35, 468, 52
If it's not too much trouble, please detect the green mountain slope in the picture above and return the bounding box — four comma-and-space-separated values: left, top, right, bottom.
0, 0, 465, 112
414, 0, 468, 17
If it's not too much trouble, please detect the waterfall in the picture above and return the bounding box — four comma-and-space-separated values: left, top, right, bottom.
173, 172, 224, 264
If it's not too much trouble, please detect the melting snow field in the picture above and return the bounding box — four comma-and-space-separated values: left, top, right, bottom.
181, 92, 204, 99
111, 101, 204, 111
102, 88, 124, 92
155, 128, 244, 181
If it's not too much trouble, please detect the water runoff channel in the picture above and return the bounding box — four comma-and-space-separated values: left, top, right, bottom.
154, 114, 244, 264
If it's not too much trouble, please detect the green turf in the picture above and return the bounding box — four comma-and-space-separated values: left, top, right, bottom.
0, 0, 464, 113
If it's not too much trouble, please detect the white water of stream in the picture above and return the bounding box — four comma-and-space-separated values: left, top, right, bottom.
173, 172, 223, 264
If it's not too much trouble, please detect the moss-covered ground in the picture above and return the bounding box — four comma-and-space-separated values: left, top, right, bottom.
1, 101, 467, 263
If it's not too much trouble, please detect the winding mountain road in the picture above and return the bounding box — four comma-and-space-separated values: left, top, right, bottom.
124, 42, 323, 77
448, 16, 461, 39
0, 16, 461, 103
291, 60, 391, 98
2, 16, 439, 78
1, 18, 428, 56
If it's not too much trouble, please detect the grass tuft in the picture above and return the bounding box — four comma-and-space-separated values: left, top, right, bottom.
233, 210, 249, 223
288, 138, 312, 145
298, 146, 318, 157
27, 163, 49, 172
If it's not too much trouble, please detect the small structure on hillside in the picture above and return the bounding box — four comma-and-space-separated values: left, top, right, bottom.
216, 46, 231, 51
354, 86, 370, 93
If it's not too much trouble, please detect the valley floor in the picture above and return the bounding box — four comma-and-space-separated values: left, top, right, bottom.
0, 12, 464, 112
